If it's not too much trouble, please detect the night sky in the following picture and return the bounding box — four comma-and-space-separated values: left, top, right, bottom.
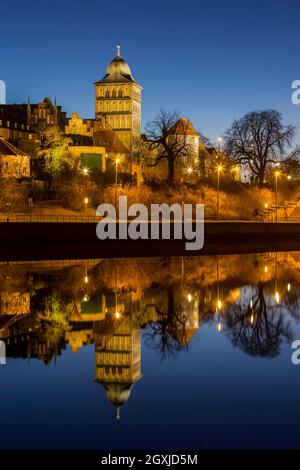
1, 0, 299, 143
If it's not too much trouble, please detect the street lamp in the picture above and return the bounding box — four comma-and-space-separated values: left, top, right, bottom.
115, 157, 120, 208
217, 165, 223, 219
275, 170, 280, 222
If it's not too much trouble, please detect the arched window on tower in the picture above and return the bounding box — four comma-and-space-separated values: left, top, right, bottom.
105, 89, 110, 97
118, 101, 123, 111
112, 88, 116, 97
118, 89, 123, 97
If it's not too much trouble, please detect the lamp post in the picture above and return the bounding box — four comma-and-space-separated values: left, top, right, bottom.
115, 157, 120, 208
82, 167, 89, 216
275, 170, 280, 222
217, 165, 222, 220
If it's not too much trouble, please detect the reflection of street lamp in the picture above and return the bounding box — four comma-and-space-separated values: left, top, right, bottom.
275, 171, 280, 222
274, 252, 280, 304
187, 167, 193, 183
217, 165, 223, 219
84, 197, 88, 216
115, 158, 120, 184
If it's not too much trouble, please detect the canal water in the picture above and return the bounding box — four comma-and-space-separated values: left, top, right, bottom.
1, 252, 300, 450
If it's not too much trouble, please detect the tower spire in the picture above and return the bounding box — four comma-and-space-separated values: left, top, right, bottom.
116, 43, 121, 57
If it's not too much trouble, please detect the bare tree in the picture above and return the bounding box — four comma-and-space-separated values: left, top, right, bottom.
224, 110, 299, 185
144, 109, 195, 183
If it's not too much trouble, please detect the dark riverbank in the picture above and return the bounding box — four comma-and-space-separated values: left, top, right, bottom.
0, 221, 300, 261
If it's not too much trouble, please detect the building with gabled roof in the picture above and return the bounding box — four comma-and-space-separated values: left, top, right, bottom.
0, 137, 30, 178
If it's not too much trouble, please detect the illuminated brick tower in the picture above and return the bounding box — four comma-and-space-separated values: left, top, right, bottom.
94, 44, 142, 159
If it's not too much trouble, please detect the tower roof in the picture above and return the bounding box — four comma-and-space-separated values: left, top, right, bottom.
95, 44, 136, 84
169, 118, 199, 136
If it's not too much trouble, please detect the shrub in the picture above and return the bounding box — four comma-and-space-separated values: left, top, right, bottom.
0, 178, 28, 212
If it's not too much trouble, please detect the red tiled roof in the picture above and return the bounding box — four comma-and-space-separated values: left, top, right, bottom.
93, 119, 130, 154
0, 138, 29, 157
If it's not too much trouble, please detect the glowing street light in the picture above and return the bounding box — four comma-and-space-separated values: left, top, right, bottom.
275, 291, 280, 304
217, 299, 222, 311
217, 165, 223, 220
187, 294, 192, 303
264, 265, 268, 273
115, 311, 120, 319
217, 136, 222, 152
287, 175, 292, 181
287, 283, 291, 292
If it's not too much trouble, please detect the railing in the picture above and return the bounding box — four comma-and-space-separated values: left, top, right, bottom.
1, 214, 300, 223
0, 215, 101, 223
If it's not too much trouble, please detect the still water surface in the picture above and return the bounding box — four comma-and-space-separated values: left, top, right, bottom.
1, 252, 300, 449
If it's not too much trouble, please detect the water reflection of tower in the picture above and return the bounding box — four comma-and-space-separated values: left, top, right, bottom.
94, 312, 142, 420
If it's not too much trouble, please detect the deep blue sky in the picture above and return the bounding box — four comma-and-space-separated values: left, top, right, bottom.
1, 0, 300, 143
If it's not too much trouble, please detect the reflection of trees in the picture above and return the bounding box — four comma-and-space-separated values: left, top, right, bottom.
143, 285, 194, 360
223, 284, 293, 357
